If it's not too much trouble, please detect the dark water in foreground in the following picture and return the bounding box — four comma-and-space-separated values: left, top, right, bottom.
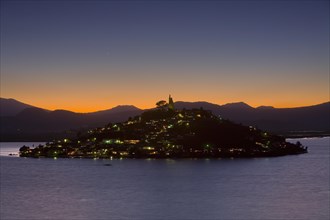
0, 138, 329, 220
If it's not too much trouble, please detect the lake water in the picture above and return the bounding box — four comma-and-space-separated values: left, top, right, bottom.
0, 138, 329, 220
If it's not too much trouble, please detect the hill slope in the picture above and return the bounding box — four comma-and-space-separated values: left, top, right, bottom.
0, 98, 36, 116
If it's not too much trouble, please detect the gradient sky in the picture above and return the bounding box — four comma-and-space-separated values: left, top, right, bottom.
1, 0, 329, 112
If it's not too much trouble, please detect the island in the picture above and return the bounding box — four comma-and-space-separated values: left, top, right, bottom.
19, 96, 307, 159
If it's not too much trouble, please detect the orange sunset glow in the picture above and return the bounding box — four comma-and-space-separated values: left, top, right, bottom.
1, 1, 329, 113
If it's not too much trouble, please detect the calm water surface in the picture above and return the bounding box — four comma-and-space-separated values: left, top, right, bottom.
0, 138, 329, 220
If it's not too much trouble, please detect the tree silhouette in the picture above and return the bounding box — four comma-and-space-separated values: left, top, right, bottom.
156, 100, 168, 109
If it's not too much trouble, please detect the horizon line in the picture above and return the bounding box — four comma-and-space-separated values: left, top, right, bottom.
1, 96, 329, 114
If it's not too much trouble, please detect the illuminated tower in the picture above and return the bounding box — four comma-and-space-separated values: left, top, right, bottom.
168, 95, 174, 111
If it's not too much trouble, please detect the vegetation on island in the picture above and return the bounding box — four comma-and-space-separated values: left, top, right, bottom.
20, 96, 307, 159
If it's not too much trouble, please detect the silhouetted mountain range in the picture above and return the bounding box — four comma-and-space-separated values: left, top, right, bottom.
0, 98, 143, 141
0, 98, 35, 116
175, 101, 330, 133
0, 98, 329, 141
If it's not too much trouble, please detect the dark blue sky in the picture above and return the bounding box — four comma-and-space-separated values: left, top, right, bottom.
1, 0, 329, 111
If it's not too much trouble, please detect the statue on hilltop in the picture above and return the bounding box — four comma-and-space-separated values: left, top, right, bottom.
168, 95, 174, 111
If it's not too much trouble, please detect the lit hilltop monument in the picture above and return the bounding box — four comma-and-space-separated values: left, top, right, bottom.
168, 95, 174, 110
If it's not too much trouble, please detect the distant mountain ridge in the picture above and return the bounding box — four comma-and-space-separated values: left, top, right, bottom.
0, 97, 329, 141
0, 98, 142, 117
0, 98, 37, 116
175, 101, 330, 133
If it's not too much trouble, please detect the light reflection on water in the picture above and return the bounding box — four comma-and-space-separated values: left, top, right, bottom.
0, 138, 329, 220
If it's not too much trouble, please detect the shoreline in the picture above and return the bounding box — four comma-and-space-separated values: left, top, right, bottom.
2, 133, 329, 143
